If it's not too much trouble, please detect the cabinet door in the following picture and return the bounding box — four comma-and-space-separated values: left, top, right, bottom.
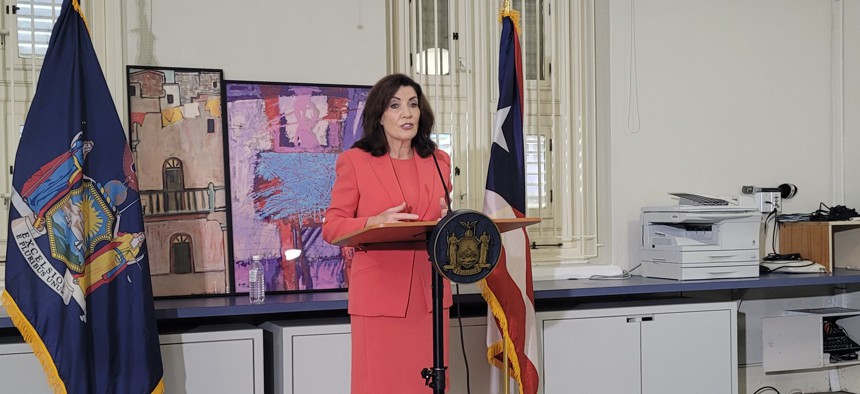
0, 342, 52, 393
160, 329, 263, 394
291, 331, 352, 393
449, 318, 492, 394
641, 310, 733, 394
542, 315, 641, 393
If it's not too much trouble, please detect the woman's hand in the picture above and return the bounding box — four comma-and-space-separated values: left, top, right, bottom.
439, 197, 449, 217
366, 202, 419, 227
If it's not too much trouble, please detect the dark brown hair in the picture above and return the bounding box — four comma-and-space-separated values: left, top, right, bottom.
353, 73, 437, 157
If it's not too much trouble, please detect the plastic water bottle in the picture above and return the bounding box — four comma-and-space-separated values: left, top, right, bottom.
248, 255, 266, 304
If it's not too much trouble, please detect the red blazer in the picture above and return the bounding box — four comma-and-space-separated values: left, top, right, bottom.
322, 148, 453, 317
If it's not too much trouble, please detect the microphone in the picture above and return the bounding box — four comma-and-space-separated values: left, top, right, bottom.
431, 151, 453, 214
778, 183, 798, 199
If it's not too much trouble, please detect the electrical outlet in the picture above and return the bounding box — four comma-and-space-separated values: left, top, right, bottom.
754, 192, 781, 213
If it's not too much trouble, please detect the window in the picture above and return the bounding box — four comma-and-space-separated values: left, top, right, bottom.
16, 0, 63, 58
163, 157, 184, 191
163, 157, 184, 212
170, 234, 193, 274
526, 134, 548, 210
2, 0, 121, 265
2, 1, 64, 263
523, 0, 548, 81
393, 0, 598, 261
431, 133, 452, 157
414, 0, 450, 75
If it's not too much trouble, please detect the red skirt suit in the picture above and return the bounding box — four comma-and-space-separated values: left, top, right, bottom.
322, 148, 453, 393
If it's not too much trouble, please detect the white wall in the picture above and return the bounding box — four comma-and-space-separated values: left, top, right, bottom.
608, 0, 838, 265
125, 0, 388, 85
844, 0, 860, 209
122, 0, 855, 267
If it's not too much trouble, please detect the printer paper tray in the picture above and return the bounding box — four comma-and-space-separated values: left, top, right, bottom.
641, 249, 759, 265
641, 260, 759, 281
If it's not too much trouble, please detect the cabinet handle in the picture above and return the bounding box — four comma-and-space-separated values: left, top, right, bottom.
627, 317, 636, 323
641, 316, 654, 322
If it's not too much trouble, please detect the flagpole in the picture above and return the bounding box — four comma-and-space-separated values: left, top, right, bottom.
503, 348, 510, 394
500, 3, 512, 392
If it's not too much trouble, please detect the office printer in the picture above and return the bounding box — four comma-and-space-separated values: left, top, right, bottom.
641, 196, 760, 281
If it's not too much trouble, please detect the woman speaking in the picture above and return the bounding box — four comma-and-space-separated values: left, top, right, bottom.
323, 73, 454, 393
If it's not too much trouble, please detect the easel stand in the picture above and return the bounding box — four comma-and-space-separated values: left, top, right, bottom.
331, 218, 539, 392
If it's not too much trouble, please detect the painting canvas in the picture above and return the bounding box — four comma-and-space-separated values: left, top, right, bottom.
225, 81, 369, 293
127, 66, 232, 297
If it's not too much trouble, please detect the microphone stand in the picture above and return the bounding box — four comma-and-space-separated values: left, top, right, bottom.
421, 152, 453, 393
420, 263, 447, 393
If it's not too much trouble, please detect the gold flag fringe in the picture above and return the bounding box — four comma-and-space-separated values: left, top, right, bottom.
1, 291, 68, 394
479, 279, 527, 394
2, 290, 166, 394
152, 379, 165, 394
71, 0, 91, 35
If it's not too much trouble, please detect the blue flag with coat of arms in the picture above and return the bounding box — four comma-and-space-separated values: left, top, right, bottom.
0, 0, 164, 392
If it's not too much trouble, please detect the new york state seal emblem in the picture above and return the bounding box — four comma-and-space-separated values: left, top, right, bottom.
428, 209, 501, 283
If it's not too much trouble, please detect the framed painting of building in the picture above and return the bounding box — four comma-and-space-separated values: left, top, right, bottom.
225, 80, 369, 293
127, 66, 232, 297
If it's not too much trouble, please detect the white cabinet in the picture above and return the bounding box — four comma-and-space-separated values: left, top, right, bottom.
0, 340, 52, 394
0, 325, 264, 394
261, 316, 492, 394
540, 300, 738, 394
448, 316, 493, 393
762, 308, 860, 372
160, 325, 264, 394
261, 319, 352, 394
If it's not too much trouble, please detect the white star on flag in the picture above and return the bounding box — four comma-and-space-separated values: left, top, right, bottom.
492, 106, 511, 152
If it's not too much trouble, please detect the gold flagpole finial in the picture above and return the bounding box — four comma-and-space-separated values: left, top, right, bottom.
499, 0, 520, 34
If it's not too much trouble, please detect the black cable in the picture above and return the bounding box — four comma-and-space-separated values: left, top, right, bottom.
753, 386, 780, 394
763, 209, 804, 261
431, 152, 452, 212
768, 208, 778, 255
811, 202, 831, 221
764, 261, 817, 273
774, 214, 779, 256
454, 284, 471, 394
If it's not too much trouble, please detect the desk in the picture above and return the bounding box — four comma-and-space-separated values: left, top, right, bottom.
4, 271, 860, 394
5, 269, 860, 329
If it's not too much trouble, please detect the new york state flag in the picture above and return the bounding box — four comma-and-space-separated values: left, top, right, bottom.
1, 0, 164, 392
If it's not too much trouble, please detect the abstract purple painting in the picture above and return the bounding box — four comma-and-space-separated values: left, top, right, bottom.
225, 81, 369, 292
